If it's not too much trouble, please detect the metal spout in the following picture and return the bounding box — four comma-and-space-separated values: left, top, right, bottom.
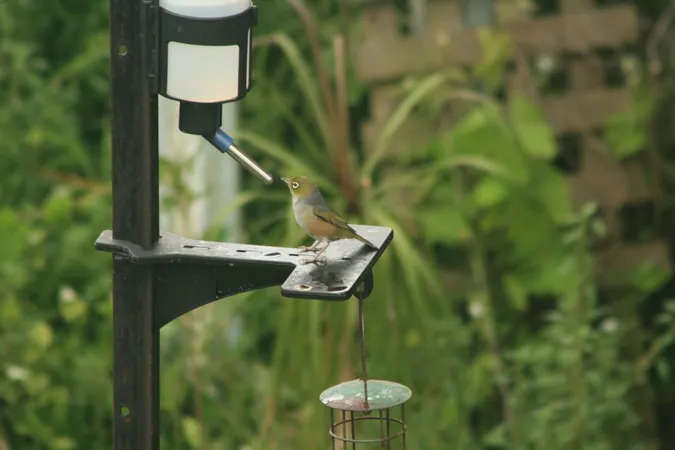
206, 128, 274, 185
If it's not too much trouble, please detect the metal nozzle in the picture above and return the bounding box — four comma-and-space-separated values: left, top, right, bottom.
227, 142, 274, 185
206, 129, 274, 185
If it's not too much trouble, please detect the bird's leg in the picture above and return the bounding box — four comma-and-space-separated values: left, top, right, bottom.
301, 241, 331, 265
298, 240, 321, 253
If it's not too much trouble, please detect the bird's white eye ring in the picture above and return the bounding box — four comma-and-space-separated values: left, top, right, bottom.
291, 182, 299, 189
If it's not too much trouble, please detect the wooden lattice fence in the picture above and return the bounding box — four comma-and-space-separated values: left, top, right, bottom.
354, 0, 670, 281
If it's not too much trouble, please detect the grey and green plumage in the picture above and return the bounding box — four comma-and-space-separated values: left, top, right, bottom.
281, 175, 377, 263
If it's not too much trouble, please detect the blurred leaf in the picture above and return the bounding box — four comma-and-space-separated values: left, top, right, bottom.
509, 95, 556, 160
447, 105, 530, 183
0, 295, 22, 325
656, 358, 670, 382
58, 287, 87, 322
365, 71, 461, 176
628, 262, 671, 293
405, 329, 422, 348
474, 29, 513, 91
419, 205, 469, 245
255, 33, 329, 143
52, 437, 77, 450
472, 177, 509, 208
440, 154, 523, 184
503, 274, 527, 311
44, 187, 73, 225
529, 164, 572, 223
182, 417, 203, 449
483, 423, 507, 447
30, 322, 54, 349
604, 112, 647, 160
0, 208, 28, 263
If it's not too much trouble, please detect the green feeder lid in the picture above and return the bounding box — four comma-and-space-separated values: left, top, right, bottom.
319, 379, 412, 412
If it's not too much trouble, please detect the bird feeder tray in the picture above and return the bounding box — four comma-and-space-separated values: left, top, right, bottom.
95, 224, 393, 302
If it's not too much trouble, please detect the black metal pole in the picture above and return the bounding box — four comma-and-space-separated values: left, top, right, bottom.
110, 0, 159, 448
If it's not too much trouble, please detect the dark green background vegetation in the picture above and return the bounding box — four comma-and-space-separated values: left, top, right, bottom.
3, 0, 675, 448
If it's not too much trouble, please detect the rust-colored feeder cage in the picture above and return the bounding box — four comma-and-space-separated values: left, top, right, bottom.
320, 379, 411, 448
319, 292, 412, 448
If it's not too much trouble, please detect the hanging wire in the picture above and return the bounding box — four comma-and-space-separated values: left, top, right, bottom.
322, 273, 410, 447
358, 295, 369, 411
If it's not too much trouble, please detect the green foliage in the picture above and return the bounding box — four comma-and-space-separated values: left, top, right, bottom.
509, 95, 557, 161
233, 4, 673, 448
604, 84, 653, 160
2, 0, 675, 449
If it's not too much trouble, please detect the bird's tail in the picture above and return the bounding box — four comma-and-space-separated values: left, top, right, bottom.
355, 233, 378, 250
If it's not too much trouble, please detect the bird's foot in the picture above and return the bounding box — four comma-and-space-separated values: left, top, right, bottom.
300, 256, 327, 265
298, 245, 320, 253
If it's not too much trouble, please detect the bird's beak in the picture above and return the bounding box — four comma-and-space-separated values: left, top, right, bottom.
280, 177, 290, 185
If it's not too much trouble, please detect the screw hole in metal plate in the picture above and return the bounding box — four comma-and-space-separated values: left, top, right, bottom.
289, 253, 299, 257
297, 284, 313, 291
265, 252, 280, 256
236, 249, 246, 253
327, 285, 348, 292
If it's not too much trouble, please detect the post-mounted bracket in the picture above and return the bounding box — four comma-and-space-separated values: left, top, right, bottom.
96, 225, 393, 328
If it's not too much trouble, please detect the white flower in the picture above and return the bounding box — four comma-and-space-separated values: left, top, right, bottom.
6, 365, 28, 381
469, 301, 484, 318
601, 317, 619, 333
536, 55, 556, 73
59, 286, 77, 303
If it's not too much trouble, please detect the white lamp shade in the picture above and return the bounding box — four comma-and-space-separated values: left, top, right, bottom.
160, 0, 251, 18
160, 0, 253, 103
166, 42, 241, 103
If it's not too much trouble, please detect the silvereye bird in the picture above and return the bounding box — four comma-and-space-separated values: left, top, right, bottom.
281, 176, 377, 264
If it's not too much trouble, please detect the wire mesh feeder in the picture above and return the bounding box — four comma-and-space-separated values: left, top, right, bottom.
319, 281, 412, 448
320, 378, 411, 448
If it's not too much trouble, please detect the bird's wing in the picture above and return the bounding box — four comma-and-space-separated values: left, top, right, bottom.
308, 188, 357, 233
313, 210, 355, 233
